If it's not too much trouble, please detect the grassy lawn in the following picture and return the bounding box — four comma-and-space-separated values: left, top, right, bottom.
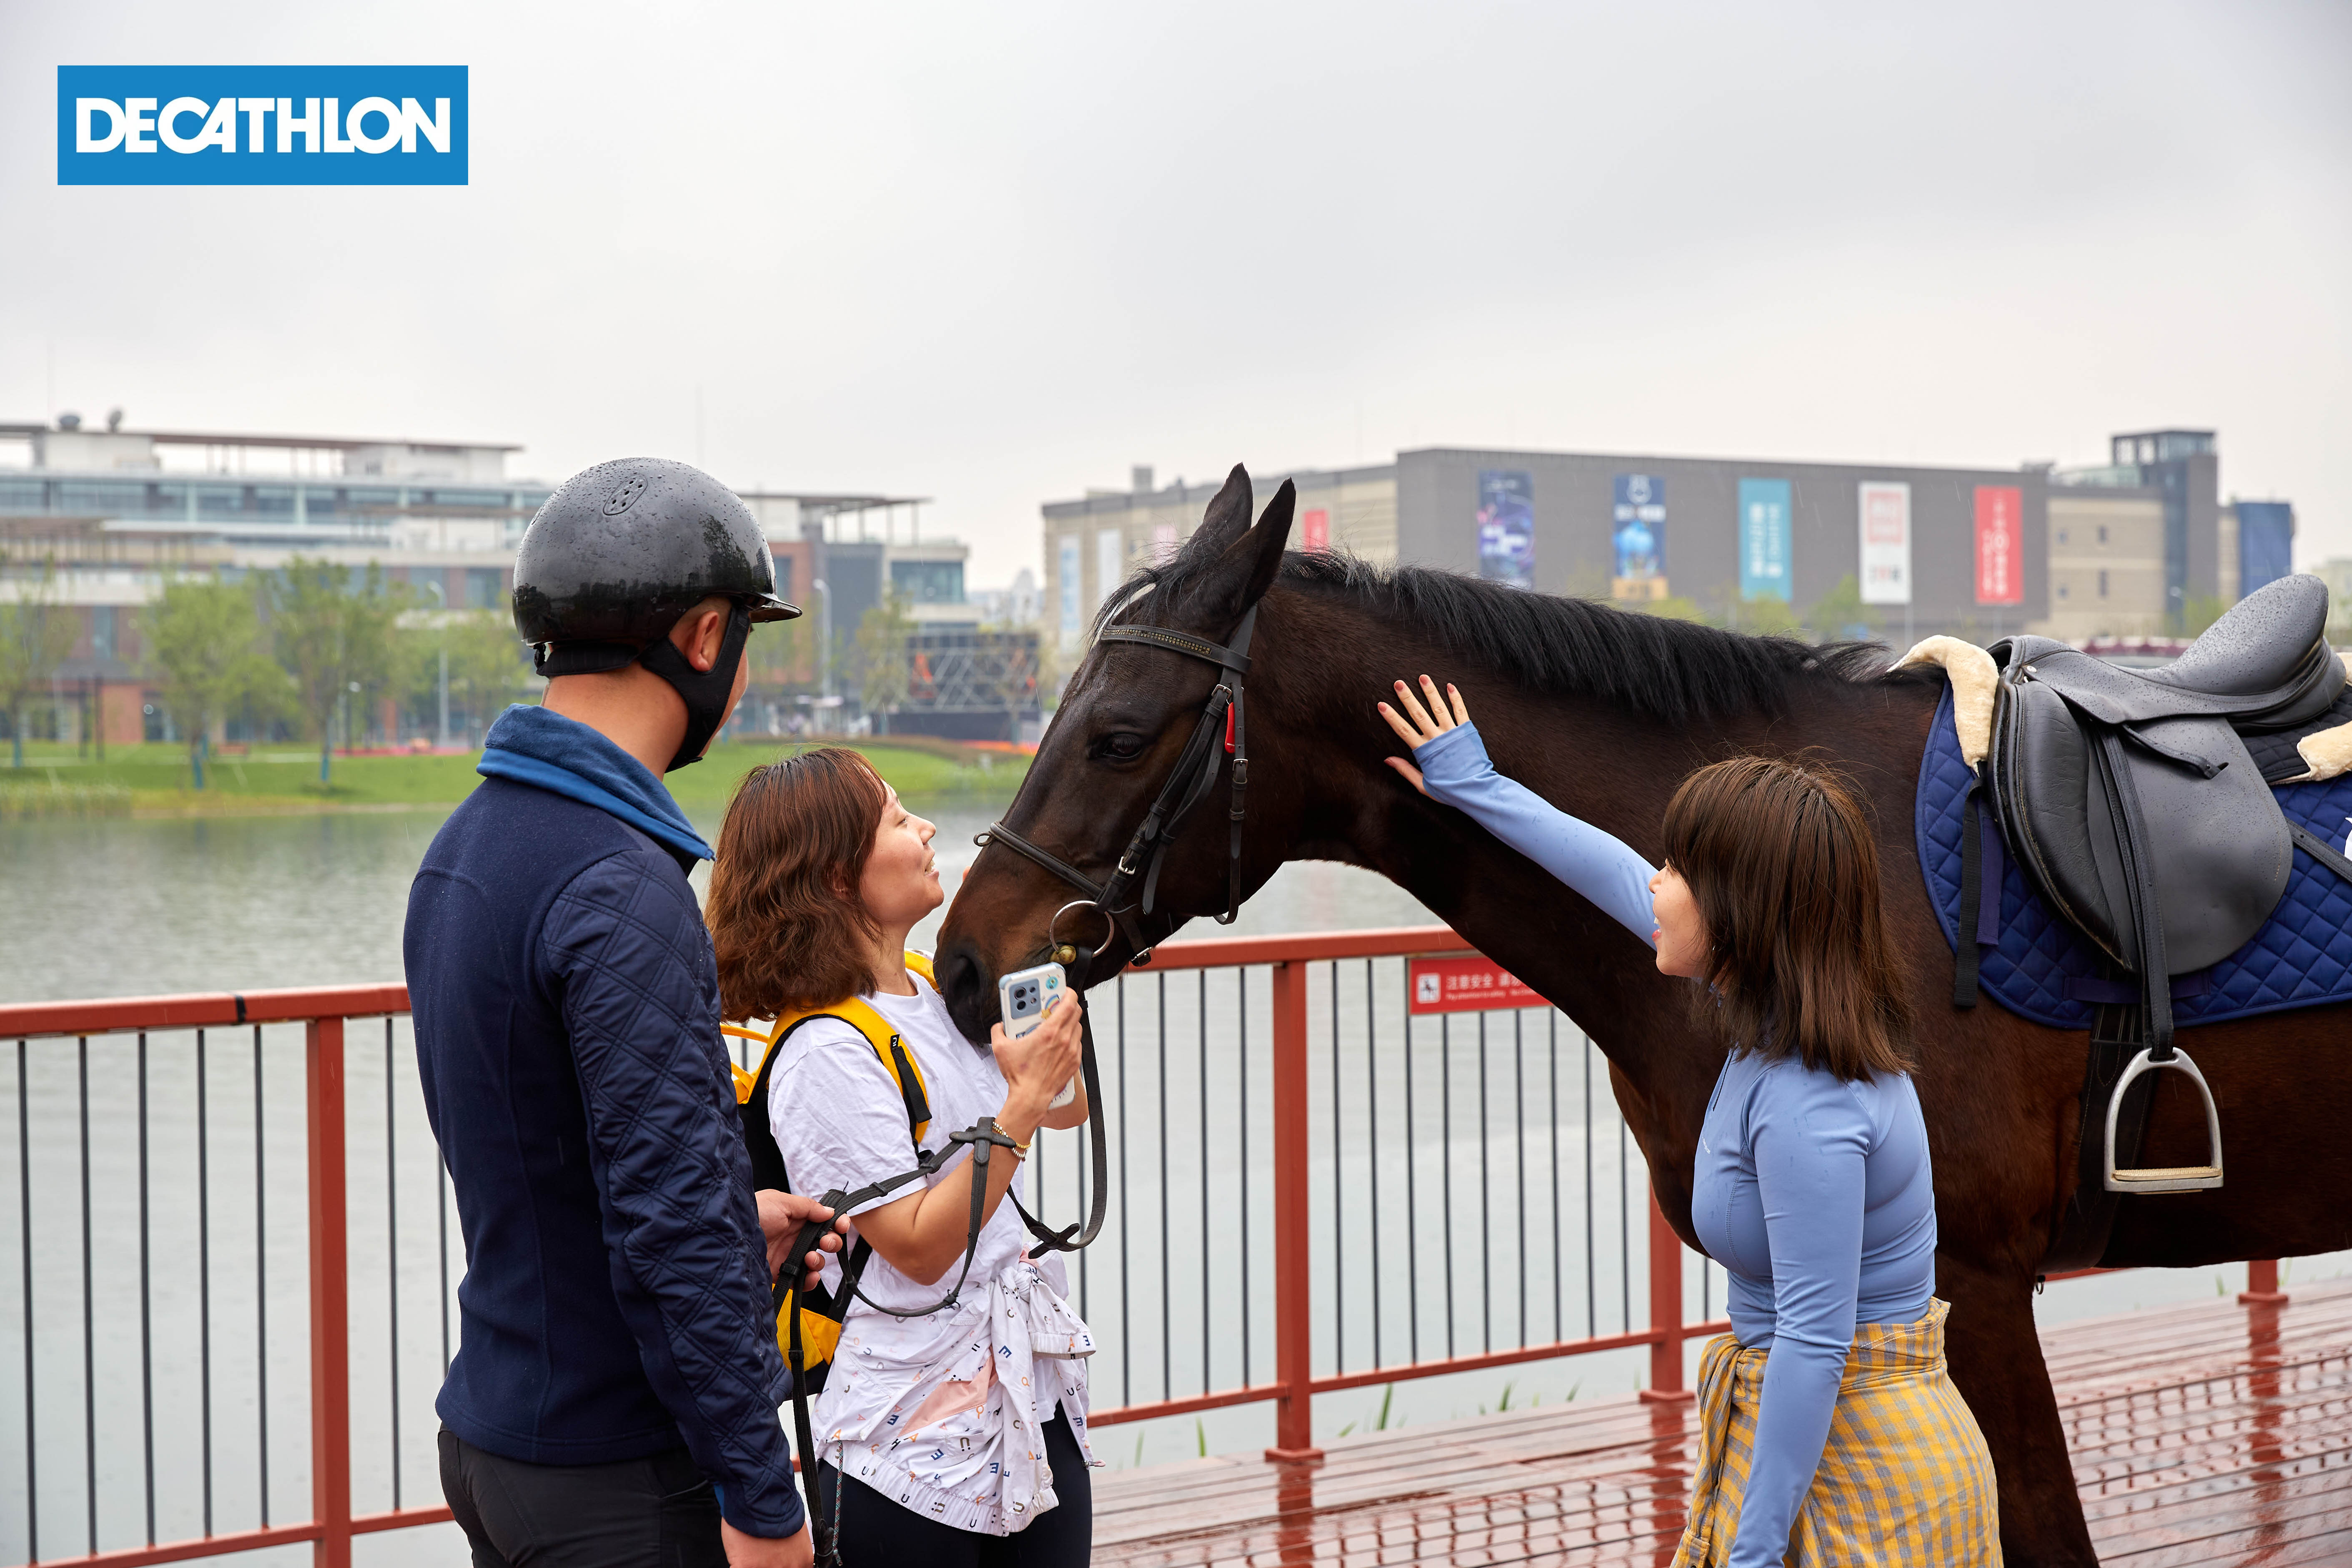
0, 736, 1025, 815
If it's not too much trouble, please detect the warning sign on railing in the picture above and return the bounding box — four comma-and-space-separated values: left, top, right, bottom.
1407, 953, 1545, 1014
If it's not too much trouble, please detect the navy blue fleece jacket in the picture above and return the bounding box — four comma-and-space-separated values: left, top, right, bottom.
405, 705, 800, 1537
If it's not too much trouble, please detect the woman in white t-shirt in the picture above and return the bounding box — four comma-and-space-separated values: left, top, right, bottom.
706, 747, 1096, 1567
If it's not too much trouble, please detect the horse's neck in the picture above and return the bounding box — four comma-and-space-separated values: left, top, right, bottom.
1272, 625, 1907, 1142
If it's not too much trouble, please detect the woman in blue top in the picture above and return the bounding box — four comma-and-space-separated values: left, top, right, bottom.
1380, 675, 2000, 1568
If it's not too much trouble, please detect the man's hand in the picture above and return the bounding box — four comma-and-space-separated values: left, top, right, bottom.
722, 1518, 812, 1568
755, 1190, 851, 1282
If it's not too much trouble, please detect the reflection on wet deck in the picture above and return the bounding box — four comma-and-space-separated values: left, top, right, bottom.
1095, 1277, 2352, 1565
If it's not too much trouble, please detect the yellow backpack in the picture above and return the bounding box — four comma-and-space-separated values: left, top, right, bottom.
725, 951, 938, 1383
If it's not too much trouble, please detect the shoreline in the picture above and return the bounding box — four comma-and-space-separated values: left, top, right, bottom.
1, 737, 1029, 823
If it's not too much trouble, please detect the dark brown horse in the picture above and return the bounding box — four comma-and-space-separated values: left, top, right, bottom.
935, 465, 2352, 1565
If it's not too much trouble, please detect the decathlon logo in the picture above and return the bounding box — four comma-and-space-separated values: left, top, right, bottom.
58, 67, 467, 186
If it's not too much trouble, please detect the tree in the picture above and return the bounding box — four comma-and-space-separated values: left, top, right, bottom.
1720, 593, 1805, 637
2181, 593, 2231, 638
1632, 594, 1711, 625
399, 610, 538, 743
143, 577, 288, 789
1804, 573, 1873, 643
0, 559, 79, 769
268, 557, 409, 785
848, 593, 915, 732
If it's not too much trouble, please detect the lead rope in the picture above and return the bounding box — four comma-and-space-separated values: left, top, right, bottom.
779, 1118, 1022, 1566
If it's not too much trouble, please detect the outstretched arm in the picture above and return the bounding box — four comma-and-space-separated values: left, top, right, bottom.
1380, 675, 1658, 947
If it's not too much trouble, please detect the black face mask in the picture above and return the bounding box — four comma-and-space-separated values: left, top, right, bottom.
637, 603, 752, 772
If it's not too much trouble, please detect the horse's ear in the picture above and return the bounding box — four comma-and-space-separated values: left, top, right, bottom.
1188, 464, 1255, 558
1197, 477, 1294, 628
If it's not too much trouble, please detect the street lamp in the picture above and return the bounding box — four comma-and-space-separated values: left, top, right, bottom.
811, 577, 832, 706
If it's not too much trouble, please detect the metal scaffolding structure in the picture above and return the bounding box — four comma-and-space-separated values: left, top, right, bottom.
892, 627, 1043, 742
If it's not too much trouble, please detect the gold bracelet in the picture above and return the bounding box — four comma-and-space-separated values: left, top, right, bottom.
1009, 1132, 1033, 1159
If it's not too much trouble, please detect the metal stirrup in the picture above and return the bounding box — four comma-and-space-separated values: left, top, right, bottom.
2104, 1046, 2224, 1192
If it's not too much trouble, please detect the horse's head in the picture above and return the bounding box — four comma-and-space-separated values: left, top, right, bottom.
937, 464, 1294, 1041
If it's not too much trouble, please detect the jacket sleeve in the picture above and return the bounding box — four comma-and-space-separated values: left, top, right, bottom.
1413, 722, 1658, 946
543, 846, 804, 1539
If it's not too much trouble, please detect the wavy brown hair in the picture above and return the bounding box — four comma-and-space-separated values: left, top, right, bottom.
707, 747, 887, 1021
1661, 755, 1912, 1081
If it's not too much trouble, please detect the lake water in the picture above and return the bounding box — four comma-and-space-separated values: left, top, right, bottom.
0, 798, 2340, 1564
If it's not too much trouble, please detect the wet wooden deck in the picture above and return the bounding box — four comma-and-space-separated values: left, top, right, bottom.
1095, 1277, 2352, 1565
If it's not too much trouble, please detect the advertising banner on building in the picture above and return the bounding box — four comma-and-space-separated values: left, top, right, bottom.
1096, 528, 1125, 613
1858, 482, 1911, 606
1301, 507, 1330, 552
1057, 534, 1082, 640
1612, 474, 1667, 599
1974, 486, 2023, 605
1407, 952, 1545, 1015
1738, 478, 1793, 601
1476, 471, 1535, 587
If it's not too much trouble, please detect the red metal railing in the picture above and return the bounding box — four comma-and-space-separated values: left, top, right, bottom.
0, 929, 2287, 1564
1068, 928, 1722, 1463
0, 986, 439, 1568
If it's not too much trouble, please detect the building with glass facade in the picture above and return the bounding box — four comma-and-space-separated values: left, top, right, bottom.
0, 419, 970, 747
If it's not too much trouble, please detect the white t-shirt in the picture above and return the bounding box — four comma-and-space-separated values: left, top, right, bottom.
766, 966, 1096, 1534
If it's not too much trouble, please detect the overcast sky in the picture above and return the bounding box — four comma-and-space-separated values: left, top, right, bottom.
4, 0, 2348, 585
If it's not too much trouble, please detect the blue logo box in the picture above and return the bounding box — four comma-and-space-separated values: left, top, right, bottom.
58, 66, 468, 185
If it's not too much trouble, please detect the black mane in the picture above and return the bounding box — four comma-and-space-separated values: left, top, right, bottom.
1111, 544, 1916, 725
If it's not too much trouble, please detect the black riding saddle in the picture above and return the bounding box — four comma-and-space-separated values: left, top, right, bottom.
1979, 574, 2346, 1207
1988, 575, 2344, 1013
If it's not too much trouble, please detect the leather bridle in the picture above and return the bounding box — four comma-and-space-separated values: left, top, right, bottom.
947, 604, 1259, 1273
977, 605, 1259, 970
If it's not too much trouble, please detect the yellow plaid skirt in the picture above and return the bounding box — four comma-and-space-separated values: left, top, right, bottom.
1670, 1299, 2001, 1567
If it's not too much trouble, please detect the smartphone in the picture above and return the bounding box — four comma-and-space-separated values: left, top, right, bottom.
998, 961, 1077, 1108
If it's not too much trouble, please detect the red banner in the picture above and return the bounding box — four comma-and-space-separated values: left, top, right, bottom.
1300, 507, 1329, 552
1974, 486, 2023, 605
1407, 953, 1545, 1014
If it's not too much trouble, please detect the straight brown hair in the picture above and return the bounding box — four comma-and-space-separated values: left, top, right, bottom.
707, 747, 887, 1021
1661, 755, 1912, 1081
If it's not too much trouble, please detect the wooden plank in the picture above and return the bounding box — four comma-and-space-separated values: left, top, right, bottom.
1094, 1277, 2352, 1567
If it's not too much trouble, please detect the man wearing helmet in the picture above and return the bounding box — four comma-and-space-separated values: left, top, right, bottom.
407, 459, 840, 1568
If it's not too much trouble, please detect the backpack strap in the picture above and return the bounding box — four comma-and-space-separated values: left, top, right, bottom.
732, 951, 945, 1179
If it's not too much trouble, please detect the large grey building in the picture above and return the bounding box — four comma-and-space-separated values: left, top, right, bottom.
1043, 432, 2293, 654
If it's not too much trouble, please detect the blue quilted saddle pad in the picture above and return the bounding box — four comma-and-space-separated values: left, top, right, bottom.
1915, 684, 2352, 1029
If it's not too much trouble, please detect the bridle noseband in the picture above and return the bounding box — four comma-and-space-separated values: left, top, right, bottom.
978, 605, 1259, 968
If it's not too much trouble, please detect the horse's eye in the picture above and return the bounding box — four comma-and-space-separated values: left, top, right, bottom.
1094, 732, 1147, 763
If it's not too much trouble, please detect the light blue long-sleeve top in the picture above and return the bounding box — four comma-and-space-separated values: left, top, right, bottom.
1414, 722, 1939, 1567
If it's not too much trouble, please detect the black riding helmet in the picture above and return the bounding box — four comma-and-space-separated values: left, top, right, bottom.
513, 457, 800, 771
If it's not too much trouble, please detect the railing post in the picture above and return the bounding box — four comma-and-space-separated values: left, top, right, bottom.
307, 1016, 353, 1568
2240, 1258, 2286, 1305
1640, 1193, 1693, 1404
1264, 961, 1323, 1463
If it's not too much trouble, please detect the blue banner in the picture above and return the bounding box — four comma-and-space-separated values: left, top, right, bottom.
1738, 477, 1792, 601
1476, 470, 1535, 589
1611, 474, 1665, 596
58, 67, 468, 185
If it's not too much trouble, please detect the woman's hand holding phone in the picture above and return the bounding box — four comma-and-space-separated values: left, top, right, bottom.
991, 990, 1084, 1139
